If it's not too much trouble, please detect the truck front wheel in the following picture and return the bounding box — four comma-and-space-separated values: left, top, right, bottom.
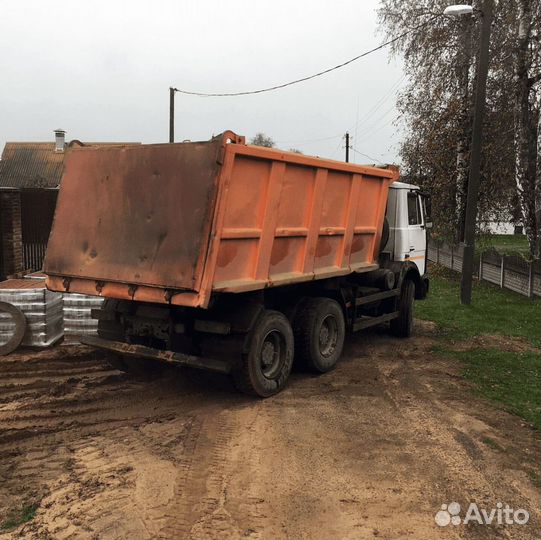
390, 279, 415, 337
293, 297, 345, 373
233, 310, 294, 397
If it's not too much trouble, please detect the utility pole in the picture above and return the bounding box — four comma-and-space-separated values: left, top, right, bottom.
460, 0, 493, 305
345, 132, 350, 163
169, 87, 175, 143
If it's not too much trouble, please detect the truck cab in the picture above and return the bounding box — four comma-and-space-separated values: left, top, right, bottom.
383, 181, 430, 293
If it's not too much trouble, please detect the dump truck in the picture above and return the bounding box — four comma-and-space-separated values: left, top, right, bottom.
44, 131, 430, 397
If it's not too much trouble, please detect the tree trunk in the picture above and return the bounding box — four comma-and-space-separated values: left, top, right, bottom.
534, 106, 541, 258
514, 0, 537, 256
455, 16, 473, 243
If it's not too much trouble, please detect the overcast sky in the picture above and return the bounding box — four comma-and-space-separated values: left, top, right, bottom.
0, 0, 405, 163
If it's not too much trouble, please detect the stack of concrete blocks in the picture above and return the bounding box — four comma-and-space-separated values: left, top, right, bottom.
0, 279, 63, 347
23, 273, 105, 345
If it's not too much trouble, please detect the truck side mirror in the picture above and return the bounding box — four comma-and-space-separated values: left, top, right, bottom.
425, 221, 433, 229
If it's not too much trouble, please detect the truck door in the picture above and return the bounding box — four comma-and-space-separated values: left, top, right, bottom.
406, 190, 426, 275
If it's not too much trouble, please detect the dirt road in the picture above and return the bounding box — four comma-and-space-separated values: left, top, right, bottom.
0, 322, 539, 540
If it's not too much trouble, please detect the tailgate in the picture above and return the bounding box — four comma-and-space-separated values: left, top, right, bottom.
44, 138, 223, 292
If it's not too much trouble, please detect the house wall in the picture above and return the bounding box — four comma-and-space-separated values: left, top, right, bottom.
0, 190, 23, 278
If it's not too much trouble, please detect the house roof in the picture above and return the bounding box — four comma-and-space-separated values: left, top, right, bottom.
0, 141, 140, 189
0, 143, 64, 189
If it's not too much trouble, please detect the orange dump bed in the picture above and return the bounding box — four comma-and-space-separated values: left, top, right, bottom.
45, 131, 397, 308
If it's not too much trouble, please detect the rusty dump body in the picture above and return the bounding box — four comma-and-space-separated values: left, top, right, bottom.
45, 131, 397, 308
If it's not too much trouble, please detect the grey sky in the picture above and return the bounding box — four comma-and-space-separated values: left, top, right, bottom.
0, 0, 405, 163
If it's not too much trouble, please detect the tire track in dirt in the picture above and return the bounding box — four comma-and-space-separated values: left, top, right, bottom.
0, 346, 152, 539
0, 344, 248, 539
1, 332, 540, 540
156, 411, 256, 539
367, 335, 540, 540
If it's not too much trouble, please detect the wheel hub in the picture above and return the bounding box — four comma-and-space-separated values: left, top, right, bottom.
319, 325, 330, 347
261, 341, 275, 367
319, 315, 338, 357
260, 330, 283, 379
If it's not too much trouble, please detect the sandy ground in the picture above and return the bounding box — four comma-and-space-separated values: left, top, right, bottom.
0, 321, 539, 540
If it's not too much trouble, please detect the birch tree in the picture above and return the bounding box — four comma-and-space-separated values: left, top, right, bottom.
536, 109, 541, 257
513, 0, 540, 256
378, 0, 540, 255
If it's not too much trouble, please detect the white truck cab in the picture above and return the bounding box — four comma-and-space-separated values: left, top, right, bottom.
384, 181, 430, 277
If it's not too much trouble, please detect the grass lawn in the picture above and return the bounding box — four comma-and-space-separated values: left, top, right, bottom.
416, 269, 541, 429
478, 233, 530, 257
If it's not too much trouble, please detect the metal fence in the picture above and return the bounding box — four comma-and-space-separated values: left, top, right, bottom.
428, 241, 541, 298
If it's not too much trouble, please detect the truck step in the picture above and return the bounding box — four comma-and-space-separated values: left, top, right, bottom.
352, 311, 399, 331
355, 288, 400, 306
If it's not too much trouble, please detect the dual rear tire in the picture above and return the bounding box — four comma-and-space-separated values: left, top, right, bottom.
232, 310, 294, 398
293, 297, 345, 373
232, 298, 346, 397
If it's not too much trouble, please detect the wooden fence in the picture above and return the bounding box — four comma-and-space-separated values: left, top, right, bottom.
427, 241, 541, 298
20, 189, 58, 272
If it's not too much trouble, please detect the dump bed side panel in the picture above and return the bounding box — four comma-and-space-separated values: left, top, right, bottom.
209, 144, 395, 292
45, 140, 222, 292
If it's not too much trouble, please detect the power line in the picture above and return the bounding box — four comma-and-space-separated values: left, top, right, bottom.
354, 104, 397, 138
348, 105, 398, 145
275, 75, 405, 152
348, 74, 406, 134
330, 138, 344, 159
172, 17, 438, 97
352, 147, 381, 163
354, 113, 404, 146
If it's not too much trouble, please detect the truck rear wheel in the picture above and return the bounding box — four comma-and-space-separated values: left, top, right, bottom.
233, 310, 294, 397
293, 297, 345, 373
390, 279, 415, 337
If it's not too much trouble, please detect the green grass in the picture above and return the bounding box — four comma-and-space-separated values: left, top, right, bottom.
416, 270, 541, 429
0, 503, 38, 531
444, 348, 540, 430
480, 436, 503, 451
478, 233, 530, 257
416, 270, 540, 346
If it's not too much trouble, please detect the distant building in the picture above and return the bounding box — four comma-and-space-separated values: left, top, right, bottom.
0, 130, 138, 278
480, 211, 523, 235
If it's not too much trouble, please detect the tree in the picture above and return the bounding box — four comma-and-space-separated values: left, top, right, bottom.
250, 133, 275, 147
378, 0, 540, 256
454, 13, 473, 243
513, 0, 541, 255
288, 148, 303, 154
536, 101, 541, 257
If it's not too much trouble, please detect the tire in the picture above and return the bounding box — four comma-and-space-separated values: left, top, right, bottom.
0, 302, 27, 355
293, 297, 345, 373
233, 310, 294, 398
390, 279, 415, 337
